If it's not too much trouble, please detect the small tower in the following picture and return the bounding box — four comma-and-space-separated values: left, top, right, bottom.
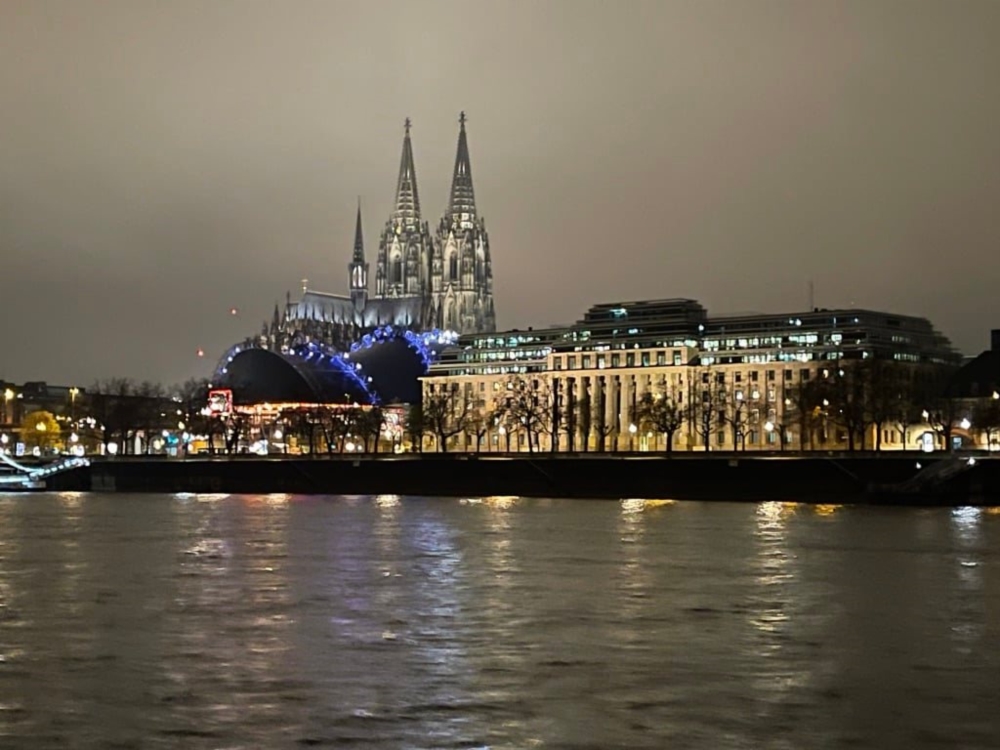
349, 199, 369, 311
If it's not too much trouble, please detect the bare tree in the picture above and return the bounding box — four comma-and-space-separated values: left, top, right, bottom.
500, 376, 552, 453
915, 364, 962, 452
635, 391, 685, 455
722, 393, 751, 451
576, 390, 592, 453
973, 398, 1000, 452
423, 386, 471, 452
591, 378, 615, 453
688, 373, 720, 452
403, 403, 425, 452
355, 407, 385, 453
860, 359, 907, 452
465, 407, 492, 452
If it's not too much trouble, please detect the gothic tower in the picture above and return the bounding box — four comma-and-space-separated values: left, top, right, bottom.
431, 112, 496, 333
348, 199, 368, 312
375, 119, 433, 312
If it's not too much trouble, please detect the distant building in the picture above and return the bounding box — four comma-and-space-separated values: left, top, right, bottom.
949, 329, 1000, 400
420, 299, 960, 453
258, 114, 496, 355
1, 380, 82, 428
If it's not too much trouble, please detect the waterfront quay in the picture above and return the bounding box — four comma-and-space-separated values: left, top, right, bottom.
42, 453, 1000, 504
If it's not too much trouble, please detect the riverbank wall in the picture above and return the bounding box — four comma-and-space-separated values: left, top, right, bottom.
42, 454, 1000, 504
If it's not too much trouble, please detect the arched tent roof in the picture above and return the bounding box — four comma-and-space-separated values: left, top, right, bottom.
215, 327, 458, 406
219, 348, 371, 406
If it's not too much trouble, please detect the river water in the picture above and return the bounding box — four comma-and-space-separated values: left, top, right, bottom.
1, 493, 999, 749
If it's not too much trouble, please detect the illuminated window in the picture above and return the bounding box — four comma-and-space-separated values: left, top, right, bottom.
627, 353, 635, 367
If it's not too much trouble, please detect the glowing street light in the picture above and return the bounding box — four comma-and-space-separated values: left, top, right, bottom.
960, 418, 971, 431
764, 421, 775, 432
628, 422, 637, 451
36, 421, 47, 432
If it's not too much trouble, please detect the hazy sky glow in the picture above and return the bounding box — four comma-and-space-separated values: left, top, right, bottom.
2, 0, 999, 386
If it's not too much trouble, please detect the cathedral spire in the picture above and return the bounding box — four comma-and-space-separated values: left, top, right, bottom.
352, 197, 365, 262
393, 117, 421, 225
447, 111, 477, 223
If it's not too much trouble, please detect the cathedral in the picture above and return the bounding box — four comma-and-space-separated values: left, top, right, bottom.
259, 114, 496, 354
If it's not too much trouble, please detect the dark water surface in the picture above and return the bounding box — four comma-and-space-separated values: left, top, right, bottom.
1, 493, 999, 749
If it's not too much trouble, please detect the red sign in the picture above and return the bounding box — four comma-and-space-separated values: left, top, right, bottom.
207, 389, 233, 414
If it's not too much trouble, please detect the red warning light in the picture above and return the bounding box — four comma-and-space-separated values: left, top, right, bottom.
197, 348, 205, 358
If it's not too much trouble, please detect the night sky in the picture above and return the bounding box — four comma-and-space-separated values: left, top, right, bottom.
2, 1, 998, 387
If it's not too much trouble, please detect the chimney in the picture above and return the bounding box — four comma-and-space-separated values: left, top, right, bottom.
993, 329, 1000, 352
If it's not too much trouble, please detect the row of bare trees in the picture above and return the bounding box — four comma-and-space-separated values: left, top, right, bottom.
82, 379, 397, 455
414, 361, 995, 454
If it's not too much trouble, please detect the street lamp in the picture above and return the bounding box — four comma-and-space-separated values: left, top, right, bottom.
960, 418, 971, 431
3, 388, 13, 425
628, 422, 637, 451
993, 391, 999, 400
764, 421, 775, 432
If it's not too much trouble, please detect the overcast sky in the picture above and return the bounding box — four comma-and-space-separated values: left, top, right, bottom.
2, 0, 998, 387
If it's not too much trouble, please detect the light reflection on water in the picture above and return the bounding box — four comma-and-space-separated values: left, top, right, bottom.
0, 494, 998, 748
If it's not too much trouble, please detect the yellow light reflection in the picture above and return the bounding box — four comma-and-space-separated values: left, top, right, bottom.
812, 504, 843, 517
620, 498, 677, 515
483, 495, 518, 510
195, 493, 230, 503
374, 494, 401, 509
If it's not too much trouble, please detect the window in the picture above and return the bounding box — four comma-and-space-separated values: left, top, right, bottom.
611, 353, 621, 367
582, 355, 592, 368
801, 370, 810, 381
449, 254, 458, 280
567, 356, 577, 370
391, 258, 402, 284
657, 351, 666, 366
735, 373, 743, 383
767, 370, 776, 382
673, 352, 682, 366
784, 370, 793, 381
702, 372, 709, 384
641, 352, 650, 366
553, 357, 562, 370
751, 371, 759, 382
627, 353, 635, 367
597, 355, 606, 369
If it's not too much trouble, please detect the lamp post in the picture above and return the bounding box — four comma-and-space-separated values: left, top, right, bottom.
628, 422, 637, 452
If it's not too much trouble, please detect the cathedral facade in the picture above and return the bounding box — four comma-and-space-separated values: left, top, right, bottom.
262, 114, 496, 353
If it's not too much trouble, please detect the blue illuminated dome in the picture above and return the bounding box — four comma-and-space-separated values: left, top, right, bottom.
214, 326, 458, 406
